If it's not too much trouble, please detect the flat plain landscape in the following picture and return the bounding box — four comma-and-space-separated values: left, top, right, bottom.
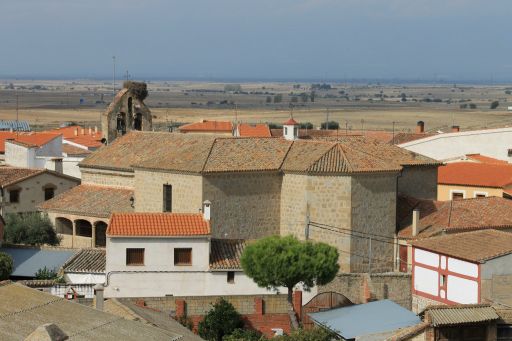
0, 80, 511, 133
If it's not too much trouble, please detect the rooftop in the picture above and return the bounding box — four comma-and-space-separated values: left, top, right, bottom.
421, 304, 499, 327
0, 246, 76, 278
0, 281, 182, 340
438, 162, 512, 188
38, 185, 134, 218
412, 229, 512, 263
179, 120, 233, 133
62, 143, 92, 156
391, 132, 436, 145
62, 248, 106, 273
465, 153, 509, 165
398, 196, 512, 239
80, 131, 439, 175
107, 212, 210, 237
0, 167, 44, 187
210, 239, 246, 270
237, 123, 271, 137
6, 132, 61, 148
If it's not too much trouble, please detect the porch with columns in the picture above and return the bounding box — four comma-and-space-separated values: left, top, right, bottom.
52, 213, 108, 248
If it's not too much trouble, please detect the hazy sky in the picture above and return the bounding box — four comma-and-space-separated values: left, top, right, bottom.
1, 0, 511, 81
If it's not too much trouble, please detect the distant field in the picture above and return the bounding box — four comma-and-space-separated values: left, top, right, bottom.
0, 80, 511, 133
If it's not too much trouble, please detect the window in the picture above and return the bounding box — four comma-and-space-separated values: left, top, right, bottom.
174, 248, 192, 266
44, 187, 55, 201
284, 127, 288, 135
126, 248, 145, 266
498, 325, 512, 340
440, 274, 446, 287
474, 192, 487, 198
163, 184, 172, 212
9, 189, 19, 203
227, 271, 235, 284
451, 192, 464, 200
508, 149, 512, 157
134, 113, 142, 131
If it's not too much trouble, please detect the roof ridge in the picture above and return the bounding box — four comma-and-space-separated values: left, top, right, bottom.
201, 137, 220, 172
305, 142, 344, 172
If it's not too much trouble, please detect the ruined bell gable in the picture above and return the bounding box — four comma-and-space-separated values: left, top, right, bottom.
102, 81, 152, 144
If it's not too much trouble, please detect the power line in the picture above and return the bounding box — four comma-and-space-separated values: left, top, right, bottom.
309, 221, 396, 242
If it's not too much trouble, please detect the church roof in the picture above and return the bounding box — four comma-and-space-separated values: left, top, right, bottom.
80, 131, 439, 175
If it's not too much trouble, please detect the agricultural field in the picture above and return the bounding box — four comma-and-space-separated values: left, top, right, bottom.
0, 79, 511, 133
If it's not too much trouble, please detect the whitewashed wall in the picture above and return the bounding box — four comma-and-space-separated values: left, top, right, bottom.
399, 127, 512, 162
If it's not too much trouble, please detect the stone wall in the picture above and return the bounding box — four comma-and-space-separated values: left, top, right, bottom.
350, 174, 396, 273
398, 166, 438, 200
280, 173, 352, 271
81, 168, 134, 188
134, 170, 203, 213
318, 272, 412, 309
412, 294, 442, 314
203, 172, 281, 239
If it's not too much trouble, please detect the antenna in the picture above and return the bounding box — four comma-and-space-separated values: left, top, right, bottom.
125, 70, 129, 81
16, 89, 19, 137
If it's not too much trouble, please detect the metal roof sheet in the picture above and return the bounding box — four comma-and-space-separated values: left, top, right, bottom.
0, 120, 30, 132
0, 247, 76, 277
425, 305, 499, 326
308, 300, 420, 339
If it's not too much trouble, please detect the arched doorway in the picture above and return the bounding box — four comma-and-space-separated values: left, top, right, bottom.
75, 219, 92, 238
94, 221, 108, 247
55, 217, 73, 235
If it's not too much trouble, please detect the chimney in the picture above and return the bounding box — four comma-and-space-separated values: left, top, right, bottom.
416, 121, 425, 134
53, 158, 63, 174
88, 127, 92, 135
451, 125, 460, 133
94, 284, 104, 311
202, 200, 211, 221
74, 128, 78, 136
81, 128, 85, 135
412, 209, 420, 236
94, 126, 98, 134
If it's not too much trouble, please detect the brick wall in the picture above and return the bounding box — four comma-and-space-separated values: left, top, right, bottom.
350, 174, 396, 273
81, 168, 135, 188
319, 272, 412, 309
134, 294, 291, 338
134, 170, 203, 213
203, 172, 282, 239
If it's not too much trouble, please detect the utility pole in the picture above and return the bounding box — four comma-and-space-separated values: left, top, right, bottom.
392, 121, 396, 145
125, 70, 129, 82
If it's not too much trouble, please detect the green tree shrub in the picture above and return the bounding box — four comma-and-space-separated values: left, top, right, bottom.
241, 235, 339, 304
320, 121, 339, 130
490, 100, 500, 109
198, 298, 244, 341
34, 266, 58, 280
223, 328, 265, 341
0, 252, 13, 280
4, 213, 60, 246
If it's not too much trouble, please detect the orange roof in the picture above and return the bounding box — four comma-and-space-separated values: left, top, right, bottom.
466, 154, 508, 165
64, 136, 103, 148
179, 120, 233, 133
107, 213, 210, 237
283, 118, 298, 125
0, 132, 18, 153
51, 125, 102, 139
2, 132, 61, 151
238, 123, 271, 137
62, 144, 91, 156
438, 162, 512, 188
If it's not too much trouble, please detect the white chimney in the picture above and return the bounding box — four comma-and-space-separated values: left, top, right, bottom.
203, 200, 211, 221
412, 209, 420, 236
94, 283, 104, 311
88, 127, 92, 135
74, 128, 78, 136
94, 126, 98, 134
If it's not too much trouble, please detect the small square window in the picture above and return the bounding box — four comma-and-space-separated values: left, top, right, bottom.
440, 274, 446, 287
44, 188, 55, 201
227, 271, 235, 284
9, 190, 19, 203
451, 192, 464, 200
126, 248, 145, 266
174, 248, 192, 266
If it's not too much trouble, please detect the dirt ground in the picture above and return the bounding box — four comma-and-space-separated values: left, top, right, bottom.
0, 80, 511, 133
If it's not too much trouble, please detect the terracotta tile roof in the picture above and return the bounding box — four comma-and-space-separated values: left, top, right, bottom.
81, 131, 439, 175
237, 123, 271, 137
0, 167, 45, 187
438, 162, 512, 188
0, 132, 17, 153
283, 118, 298, 125
62, 144, 91, 156
465, 154, 509, 165
398, 196, 512, 239
203, 138, 292, 173
64, 136, 103, 148
210, 239, 246, 270
4, 133, 60, 149
50, 125, 102, 140
421, 304, 499, 326
38, 185, 133, 218
107, 213, 210, 237
62, 249, 105, 273
412, 229, 512, 263
179, 120, 233, 133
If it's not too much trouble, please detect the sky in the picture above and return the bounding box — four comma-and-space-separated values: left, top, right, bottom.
1, 0, 511, 81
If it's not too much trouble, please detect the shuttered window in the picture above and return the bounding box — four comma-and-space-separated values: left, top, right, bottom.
126, 248, 145, 266
163, 184, 172, 212
174, 248, 192, 266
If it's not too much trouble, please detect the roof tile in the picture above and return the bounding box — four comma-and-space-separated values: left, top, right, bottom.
438, 162, 512, 188
179, 120, 233, 133
210, 239, 246, 270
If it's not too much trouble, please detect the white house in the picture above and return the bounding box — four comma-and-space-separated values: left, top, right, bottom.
104, 211, 289, 298
398, 126, 512, 162
410, 229, 512, 313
